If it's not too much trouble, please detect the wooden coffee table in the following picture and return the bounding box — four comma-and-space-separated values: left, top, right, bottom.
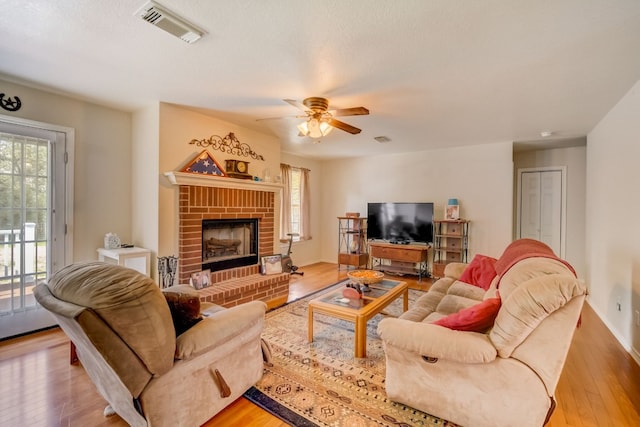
308, 279, 408, 358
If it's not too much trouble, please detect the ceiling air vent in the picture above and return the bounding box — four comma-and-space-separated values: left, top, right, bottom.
136, 1, 204, 44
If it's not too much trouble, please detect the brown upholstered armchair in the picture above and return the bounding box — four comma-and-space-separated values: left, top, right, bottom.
34, 261, 266, 427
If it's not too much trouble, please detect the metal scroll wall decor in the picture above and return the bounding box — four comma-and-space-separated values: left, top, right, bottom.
0, 93, 22, 112
189, 132, 264, 161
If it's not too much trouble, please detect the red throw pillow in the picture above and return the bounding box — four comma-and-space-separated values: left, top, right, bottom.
459, 254, 498, 290
433, 295, 501, 332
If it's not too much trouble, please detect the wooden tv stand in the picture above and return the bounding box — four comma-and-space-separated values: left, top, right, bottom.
368, 241, 430, 281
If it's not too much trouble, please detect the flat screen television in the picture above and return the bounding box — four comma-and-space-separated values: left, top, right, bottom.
367, 202, 434, 244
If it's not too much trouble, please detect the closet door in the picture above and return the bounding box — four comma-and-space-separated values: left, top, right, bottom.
518, 169, 564, 256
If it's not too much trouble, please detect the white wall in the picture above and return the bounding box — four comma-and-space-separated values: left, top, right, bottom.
513, 145, 587, 278
319, 142, 514, 264
0, 78, 132, 262
279, 152, 324, 267
156, 103, 283, 261
586, 79, 640, 359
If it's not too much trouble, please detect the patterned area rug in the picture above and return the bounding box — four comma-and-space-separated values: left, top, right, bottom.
244, 280, 458, 427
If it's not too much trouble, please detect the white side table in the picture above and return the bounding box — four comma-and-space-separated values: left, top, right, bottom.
97, 247, 151, 276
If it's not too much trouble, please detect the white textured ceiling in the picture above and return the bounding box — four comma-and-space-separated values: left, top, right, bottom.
1, 0, 640, 159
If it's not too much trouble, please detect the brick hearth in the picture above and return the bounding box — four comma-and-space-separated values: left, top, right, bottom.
178, 185, 274, 284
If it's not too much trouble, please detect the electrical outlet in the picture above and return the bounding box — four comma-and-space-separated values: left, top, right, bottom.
616, 298, 622, 312
636, 310, 640, 326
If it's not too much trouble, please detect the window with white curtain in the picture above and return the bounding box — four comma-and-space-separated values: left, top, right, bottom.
280, 163, 311, 242
290, 168, 301, 237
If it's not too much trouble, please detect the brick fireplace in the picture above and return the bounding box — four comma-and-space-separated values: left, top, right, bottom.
172, 173, 279, 285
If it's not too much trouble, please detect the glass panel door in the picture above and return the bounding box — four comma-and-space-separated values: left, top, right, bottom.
0, 119, 70, 339
0, 133, 49, 315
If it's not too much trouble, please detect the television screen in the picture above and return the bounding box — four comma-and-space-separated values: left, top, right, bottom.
367, 202, 434, 244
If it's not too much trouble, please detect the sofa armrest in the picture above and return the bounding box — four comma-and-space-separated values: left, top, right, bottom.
377, 318, 497, 364
444, 262, 468, 279
175, 301, 266, 360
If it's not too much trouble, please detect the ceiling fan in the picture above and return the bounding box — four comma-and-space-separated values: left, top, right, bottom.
259, 97, 369, 138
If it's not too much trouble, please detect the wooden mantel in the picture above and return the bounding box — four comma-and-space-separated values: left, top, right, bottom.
164, 171, 283, 193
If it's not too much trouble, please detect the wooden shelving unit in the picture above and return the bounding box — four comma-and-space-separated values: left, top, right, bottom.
337, 216, 368, 270
432, 219, 470, 278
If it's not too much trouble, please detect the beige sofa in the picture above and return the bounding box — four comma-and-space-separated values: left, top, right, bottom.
378, 239, 587, 427
34, 262, 266, 427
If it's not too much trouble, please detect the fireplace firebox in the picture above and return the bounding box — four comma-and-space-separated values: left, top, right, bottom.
202, 218, 259, 272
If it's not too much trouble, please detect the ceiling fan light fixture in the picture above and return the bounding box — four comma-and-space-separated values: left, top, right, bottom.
296, 121, 308, 135
275, 97, 368, 137
316, 119, 333, 137
298, 117, 333, 138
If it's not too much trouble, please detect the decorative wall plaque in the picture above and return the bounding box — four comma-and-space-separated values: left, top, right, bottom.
0, 93, 21, 112
189, 132, 264, 161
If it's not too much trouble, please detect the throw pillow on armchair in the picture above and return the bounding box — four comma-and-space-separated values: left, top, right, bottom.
163, 285, 203, 335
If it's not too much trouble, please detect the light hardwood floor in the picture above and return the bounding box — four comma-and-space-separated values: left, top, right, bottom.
1, 262, 639, 426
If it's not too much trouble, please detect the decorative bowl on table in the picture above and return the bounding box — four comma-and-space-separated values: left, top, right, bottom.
347, 270, 384, 285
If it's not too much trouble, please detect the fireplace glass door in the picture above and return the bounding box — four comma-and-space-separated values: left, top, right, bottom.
202, 218, 258, 271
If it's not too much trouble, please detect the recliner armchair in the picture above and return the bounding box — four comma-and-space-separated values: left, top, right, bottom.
34, 261, 266, 427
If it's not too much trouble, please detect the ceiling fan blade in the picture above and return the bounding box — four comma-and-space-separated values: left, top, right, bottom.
332, 106, 369, 117
283, 99, 309, 111
256, 114, 306, 122
329, 118, 362, 134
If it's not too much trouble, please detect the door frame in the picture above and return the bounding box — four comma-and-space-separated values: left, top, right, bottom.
515, 166, 567, 258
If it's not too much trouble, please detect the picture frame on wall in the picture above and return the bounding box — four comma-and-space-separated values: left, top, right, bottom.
260, 254, 283, 275
190, 269, 211, 290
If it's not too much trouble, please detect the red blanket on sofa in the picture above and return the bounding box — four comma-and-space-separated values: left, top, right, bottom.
494, 238, 577, 279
